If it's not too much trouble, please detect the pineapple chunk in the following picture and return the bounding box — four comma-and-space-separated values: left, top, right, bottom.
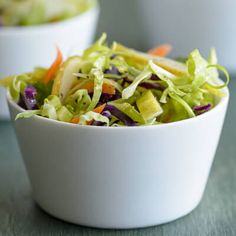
136, 90, 163, 121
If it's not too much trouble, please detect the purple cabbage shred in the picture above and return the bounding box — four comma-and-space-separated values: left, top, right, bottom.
20, 85, 38, 110
193, 103, 211, 114
150, 74, 160, 81
139, 82, 165, 91
104, 66, 121, 76
92, 111, 112, 126
104, 104, 136, 126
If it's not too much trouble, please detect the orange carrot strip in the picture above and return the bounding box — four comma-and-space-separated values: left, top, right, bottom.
43, 47, 63, 84
70, 117, 80, 124
102, 83, 116, 95
148, 44, 172, 57
86, 121, 93, 125
93, 103, 106, 114
80, 81, 116, 95
70, 104, 106, 125
81, 81, 94, 93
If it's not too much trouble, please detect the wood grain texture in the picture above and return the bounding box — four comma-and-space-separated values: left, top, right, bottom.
0, 80, 236, 236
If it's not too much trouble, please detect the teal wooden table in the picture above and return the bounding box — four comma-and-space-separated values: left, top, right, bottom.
0, 81, 236, 236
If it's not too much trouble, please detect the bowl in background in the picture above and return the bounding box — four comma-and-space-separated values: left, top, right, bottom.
0, 4, 99, 119
137, 0, 236, 71
7, 84, 229, 229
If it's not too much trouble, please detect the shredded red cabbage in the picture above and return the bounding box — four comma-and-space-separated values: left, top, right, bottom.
104, 104, 136, 126
96, 92, 121, 106
104, 66, 121, 76
139, 82, 165, 91
193, 103, 211, 115
22, 85, 38, 110
18, 95, 27, 110
101, 110, 112, 118
150, 74, 160, 81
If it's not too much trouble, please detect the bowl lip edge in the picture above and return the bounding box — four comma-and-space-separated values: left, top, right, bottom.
0, 4, 99, 33
6, 82, 230, 130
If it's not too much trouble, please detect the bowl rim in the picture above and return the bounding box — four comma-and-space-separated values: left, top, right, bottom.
6, 82, 230, 130
0, 3, 99, 34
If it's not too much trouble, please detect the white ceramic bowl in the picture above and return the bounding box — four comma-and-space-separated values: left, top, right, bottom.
7, 86, 229, 229
137, 0, 236, 71
0, 5, 99, 119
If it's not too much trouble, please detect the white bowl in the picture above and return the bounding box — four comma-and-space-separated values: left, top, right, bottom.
137, 0, 236, 71
7, 86, 229, 229
0, 5, 99, 119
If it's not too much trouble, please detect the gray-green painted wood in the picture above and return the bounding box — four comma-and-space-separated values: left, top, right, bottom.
0, 79, 236, 235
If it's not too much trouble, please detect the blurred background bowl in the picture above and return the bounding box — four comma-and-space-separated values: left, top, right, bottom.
0, 3, 99, 119
96, 0, 236, 71
137, 0, 236, 70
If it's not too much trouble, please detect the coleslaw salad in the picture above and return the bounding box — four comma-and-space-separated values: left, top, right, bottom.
0, 34, 230, 127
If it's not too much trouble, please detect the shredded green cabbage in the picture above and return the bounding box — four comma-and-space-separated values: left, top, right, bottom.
57, 106, 73, 122
65, 89, 91, 113
79, 111, 109, 126
15, 110, 41, 120
122, 69, 152, 99
87, 68, 104, 111
9, 74, 31, 101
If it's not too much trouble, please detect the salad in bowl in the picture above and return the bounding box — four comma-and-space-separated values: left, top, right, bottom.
0, 0, 96, 26
0, 34, 229, 127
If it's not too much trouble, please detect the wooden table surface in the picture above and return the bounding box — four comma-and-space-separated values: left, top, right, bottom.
0, 81, 236, 236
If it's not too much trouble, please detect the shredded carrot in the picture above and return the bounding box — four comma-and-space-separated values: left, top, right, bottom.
81, 81, 94, 92
70, 104, 106, 125
148, 44, 172, 57
80, 81, 116, 95
70, 117, 80, 124
93, 104, 106, 114
43, 47, 63, 84
102, 83, 116, 95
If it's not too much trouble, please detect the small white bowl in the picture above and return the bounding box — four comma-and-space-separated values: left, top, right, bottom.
0, 5, 99, 119
7, 85, 229, 229
137, 0, 236, 71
